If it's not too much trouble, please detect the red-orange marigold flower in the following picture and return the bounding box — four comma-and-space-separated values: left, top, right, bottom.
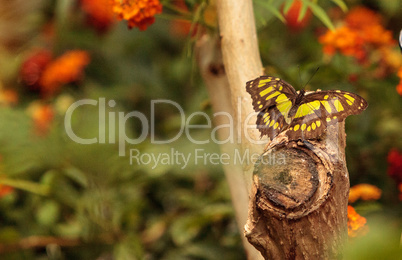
398, 183, 402, 201
319, 26, 365, 60
20, 49, 52, 89
347, 205, 367, 237
360, 24, 395, 47
348, 184, 382, 203
397, 82, 402, 96
0, 89, 18, 106
81, 0, 116, 33
29, 103, 55, 136
112, 0, 163, 30
319, 6, 395, 63
169, 0, 191, 37
39, 50, 90, 96
387, 148, 402, 184
0, 185, 14, 198
282, 0, 312, 32
397, 68, 402, 96
345, 7, 382, 30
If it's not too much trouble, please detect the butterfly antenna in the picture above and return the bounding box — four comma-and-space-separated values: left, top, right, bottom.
303, 67, 320, 90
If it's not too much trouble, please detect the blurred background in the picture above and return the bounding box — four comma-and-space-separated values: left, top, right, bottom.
0, 0, 401, 259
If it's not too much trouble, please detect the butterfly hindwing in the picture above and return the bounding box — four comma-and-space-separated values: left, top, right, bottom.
256, 106, 289, 139
286, 90, 368, 140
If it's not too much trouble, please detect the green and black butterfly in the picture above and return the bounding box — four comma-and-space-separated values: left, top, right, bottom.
246, 76, 368, 141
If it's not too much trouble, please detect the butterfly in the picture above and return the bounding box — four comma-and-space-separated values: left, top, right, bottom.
246, 76, 368, 141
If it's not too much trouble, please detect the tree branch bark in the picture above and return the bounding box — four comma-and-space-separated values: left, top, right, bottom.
195, 0, 268, 258
196, 0, 267, 259
244, 125, 349, 259
216, 2, 265, 180
196, 34, 263, 260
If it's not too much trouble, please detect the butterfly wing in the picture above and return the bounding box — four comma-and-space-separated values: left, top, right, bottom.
286, 90, 368, 140
246, 76, 297, 111
256, 106, 289, 139
246, 76, 297, 139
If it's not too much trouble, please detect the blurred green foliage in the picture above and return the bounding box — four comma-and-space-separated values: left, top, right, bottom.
0, 0, 401, 259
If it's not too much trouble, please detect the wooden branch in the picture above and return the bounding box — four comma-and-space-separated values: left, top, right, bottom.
245, 123, 349, 259
216, 0, 266, 189
196, 34, 262, 259
209, 0, 266, 259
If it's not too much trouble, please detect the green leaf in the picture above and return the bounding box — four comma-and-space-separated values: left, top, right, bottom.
63, 167, 88, 188
55, 219, 82, 237
303, 1, 335, 30
298, 1, 309, 22
283, 0, 295, 14
170, 214, 202, 245
267, 4, 286, 23
377, 0, 400, 15
36, 200, 60, 226
255, 0, 286, 23
114, 235, 144, 260
0, 178, 50, 196
0, 227, 20, 243
331, 0, 348, 12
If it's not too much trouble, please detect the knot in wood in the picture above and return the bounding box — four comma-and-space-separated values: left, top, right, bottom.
252, 142, 334, 219
254, 148, 319, 211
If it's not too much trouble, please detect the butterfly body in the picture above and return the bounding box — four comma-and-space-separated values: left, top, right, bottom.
246, 76, 368, 141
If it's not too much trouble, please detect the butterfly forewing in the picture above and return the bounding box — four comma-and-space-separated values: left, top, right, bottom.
246, 76, 298, 139
246, 76, 297, 112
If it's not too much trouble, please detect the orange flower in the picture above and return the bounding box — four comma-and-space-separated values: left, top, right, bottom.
0, 184, 14, 198
20, 49, 52, 89
397, 68, 402, 96
348, 184, 382, 203
359, 24, 395, 48
169, 0, 191, 37
0, 89, 18, 106
112, 0, 163, 31
319, 7, 395, 63
345, 7, 382, 30
397, 82, 402, 96
39, 50, 90, 96
81, 0, 116, 32
28, 103, 54, 136
319, 26, 365, 60
282, 0, 312, 32
387, 148, 402, 185
170, 19, 192, 37
347, 205, 367, 237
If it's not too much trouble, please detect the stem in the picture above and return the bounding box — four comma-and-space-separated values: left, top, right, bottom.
0, 178, 50, 196
0, 234, 120, 254
161, 1, 191, 16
